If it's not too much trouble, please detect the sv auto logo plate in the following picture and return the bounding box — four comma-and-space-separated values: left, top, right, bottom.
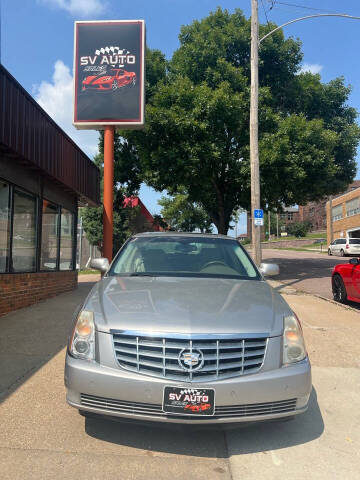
162, 386, 215, 416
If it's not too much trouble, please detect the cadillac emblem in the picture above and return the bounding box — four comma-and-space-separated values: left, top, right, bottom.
178, 349, 204, 371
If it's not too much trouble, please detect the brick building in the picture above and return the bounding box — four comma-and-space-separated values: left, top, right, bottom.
0, 65, 100, 317
326, 184, 360, 245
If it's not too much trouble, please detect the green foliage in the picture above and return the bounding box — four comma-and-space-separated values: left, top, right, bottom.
158, 194, 213, 232
120, 8, 359, 234
287, 220, 312, 238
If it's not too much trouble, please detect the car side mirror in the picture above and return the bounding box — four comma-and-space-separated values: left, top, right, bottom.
349, 258, 360, 266
89, 257, 110, 273
259, 263, 280, 277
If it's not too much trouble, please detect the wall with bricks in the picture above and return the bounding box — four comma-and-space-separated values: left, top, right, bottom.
0, 271, 77, 317
326, 187, 360, 244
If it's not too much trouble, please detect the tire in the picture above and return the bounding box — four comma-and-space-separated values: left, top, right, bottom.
112, 80, 118, 91
340, 249, 345, 257
328, 249, 332, 256
332, 274, 347, 304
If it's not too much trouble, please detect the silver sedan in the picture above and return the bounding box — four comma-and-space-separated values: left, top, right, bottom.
65, 232, 311, 424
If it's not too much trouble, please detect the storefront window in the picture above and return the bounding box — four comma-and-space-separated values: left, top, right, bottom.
0, 181, 10, 272
60, 209, 74, 270
40, 201, 59, 270
12, 189, 37, 272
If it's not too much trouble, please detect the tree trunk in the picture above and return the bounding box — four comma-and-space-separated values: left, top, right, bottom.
211, 179, 229, 235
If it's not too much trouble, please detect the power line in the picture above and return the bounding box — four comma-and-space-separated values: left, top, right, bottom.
261, 0, 272, 29
273, 1, 344, 15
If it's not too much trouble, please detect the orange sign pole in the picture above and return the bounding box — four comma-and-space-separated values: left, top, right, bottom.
103, 126, 115, 262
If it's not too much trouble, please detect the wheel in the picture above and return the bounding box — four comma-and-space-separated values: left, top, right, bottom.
332, 274, 347, 303
112, 80, 118, 91
328, 249, 332, 256
340, 249, 345, 257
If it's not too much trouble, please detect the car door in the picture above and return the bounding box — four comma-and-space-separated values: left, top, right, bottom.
332, 240, 339, 255
116, 70, 127, 87
329, 240, 336, 254
345, 261, 360, 299
338, 239, 347, 256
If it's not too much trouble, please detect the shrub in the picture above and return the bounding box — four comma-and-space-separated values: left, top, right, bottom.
287, 221, 312, 238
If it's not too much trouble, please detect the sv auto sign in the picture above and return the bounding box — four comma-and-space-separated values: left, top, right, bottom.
73, 20, 145, 129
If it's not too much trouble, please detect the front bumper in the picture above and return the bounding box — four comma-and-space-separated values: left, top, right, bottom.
65, 339, 311, 424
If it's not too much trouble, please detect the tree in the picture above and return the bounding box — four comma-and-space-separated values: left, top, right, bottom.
158, 194, 213, 232
121, 8, 360, 234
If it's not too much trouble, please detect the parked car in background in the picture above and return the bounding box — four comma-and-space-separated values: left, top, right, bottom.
65, 232, 311, 425
332, 258, 360, 304
328, 238, 360, 257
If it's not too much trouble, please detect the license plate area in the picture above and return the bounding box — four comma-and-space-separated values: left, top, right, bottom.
163, 386, 215, 416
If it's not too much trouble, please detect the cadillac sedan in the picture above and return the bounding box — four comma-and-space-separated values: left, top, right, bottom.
65, 233, 311, 424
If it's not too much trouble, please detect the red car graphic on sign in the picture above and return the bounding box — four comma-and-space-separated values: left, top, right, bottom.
82, 68, 136, 92
184, 403, 211, 413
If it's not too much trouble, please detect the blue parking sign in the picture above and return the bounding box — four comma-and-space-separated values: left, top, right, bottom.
254, 209, 264, 226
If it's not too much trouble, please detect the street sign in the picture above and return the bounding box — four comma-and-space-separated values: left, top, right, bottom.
254, 209, 264, 226
73, 20, 145, 129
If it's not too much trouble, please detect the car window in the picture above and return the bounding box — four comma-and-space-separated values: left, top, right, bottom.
339, 239, 346, 244
110, 236, 260, 280
349, 239, 360, 244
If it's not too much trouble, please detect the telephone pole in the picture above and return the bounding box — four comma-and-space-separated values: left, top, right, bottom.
250, 0, 262, 265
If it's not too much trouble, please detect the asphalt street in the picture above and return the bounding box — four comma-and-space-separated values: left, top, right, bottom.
1, 276, 360, 479
261, 248, 351, 300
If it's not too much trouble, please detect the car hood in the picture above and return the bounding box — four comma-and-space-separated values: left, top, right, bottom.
84, 276, 291, 337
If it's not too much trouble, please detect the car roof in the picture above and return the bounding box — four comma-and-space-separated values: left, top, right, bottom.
132, 232, 236, 241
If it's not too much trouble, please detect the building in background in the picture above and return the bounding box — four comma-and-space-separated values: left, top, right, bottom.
280, 206, 300, 225
123, 196, 163, 232
298, 201, 327, 231
326, 184, 360, 244
0, 65, 100, 317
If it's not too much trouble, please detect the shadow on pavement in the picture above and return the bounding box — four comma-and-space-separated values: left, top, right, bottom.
226, 387, 323, 455
84, 388, 323, 457
0, 281, 95, 403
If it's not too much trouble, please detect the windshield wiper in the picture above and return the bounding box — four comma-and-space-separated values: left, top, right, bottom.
129, 272, 156, 277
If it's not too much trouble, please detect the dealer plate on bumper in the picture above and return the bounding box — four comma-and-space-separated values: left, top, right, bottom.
163, 386, 215, 416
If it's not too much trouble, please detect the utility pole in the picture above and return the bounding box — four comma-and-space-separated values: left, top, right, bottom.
276, 212, 279, 239
268, 210, 271, 241
250, 0, 262, 265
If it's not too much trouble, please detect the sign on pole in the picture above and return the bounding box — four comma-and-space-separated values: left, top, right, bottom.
73, 20, 145, 129
254, 209, 264, 226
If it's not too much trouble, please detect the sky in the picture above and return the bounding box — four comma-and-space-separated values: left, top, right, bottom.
1, 0, 360, 234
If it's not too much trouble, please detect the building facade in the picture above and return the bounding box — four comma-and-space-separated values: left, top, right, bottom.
0, 65, 100, 316
326, 186, 360, 245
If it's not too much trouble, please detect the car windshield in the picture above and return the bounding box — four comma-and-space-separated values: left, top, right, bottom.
349, 239, 360, 244
109, 236, 260, 280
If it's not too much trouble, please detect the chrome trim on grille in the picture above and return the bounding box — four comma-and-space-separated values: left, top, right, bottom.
111, 331, 268, 382
80, 394, 297, 419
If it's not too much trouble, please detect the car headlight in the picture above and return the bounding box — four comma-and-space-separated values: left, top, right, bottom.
69, 310, 95, 360
283, 314, 306, 365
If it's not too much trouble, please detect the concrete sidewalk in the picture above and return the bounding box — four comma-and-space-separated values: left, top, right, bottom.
0, 278, 359, 479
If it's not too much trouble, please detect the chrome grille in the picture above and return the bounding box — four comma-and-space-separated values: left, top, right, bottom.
80, 394, 297, 419
111, 331, 268, 382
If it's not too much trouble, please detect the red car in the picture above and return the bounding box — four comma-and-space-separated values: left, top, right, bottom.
82, 68, 136, 92
184, 403, 211, 413
332, 258, 360, 303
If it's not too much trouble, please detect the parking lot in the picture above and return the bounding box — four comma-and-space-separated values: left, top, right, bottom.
1, 276, 359, 480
